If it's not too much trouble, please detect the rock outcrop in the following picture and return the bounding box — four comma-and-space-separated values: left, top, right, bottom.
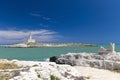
9, 60, 84, 80
50, 43, 120, 70
50, 53, 120, 70
1, 60, 120, 80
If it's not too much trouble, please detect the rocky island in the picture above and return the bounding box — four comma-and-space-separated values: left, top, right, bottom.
1, 33, 95, 48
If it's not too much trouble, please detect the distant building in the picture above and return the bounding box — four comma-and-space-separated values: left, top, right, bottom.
27, 32, 36, 43
98, 43, 116, 55
11, 32, 36, 47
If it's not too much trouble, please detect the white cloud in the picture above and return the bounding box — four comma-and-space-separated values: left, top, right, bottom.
0, 29, 60, 44
42, 17, 51, 21
39, 23, 49, 27
29, 13, 52, 21
29, 13, 42, 17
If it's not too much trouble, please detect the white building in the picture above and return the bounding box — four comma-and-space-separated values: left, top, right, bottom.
98, 43, 116, 54
11, 32, 36, 47
27, 32, 36, 43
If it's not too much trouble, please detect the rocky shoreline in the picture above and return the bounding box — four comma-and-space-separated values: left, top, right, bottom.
0, 43, 120, 80
0, 59, 120, 80
0, 60, 84, 80
50, 53, 120, 70
50, 43, 120, 70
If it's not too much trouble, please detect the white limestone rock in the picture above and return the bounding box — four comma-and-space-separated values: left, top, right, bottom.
10, 61, 83, 80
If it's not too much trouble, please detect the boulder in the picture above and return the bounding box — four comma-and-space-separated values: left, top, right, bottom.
49, 56, 59, 62
50, 53, 120, 70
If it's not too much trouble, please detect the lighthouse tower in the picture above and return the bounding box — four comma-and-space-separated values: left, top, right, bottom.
27, 32, 36, 43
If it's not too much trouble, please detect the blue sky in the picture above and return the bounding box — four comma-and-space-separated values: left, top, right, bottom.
0, 0, 120, 44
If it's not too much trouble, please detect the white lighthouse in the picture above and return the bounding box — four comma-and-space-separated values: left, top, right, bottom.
27, 32, 36, 43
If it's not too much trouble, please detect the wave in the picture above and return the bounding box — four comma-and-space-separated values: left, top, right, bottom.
43, 58, 50, 62
63, 52, 97, 55
64, 52, 120, 55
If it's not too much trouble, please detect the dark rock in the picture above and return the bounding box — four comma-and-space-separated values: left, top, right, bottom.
74, 76, 85, 80
49, 56, 59, 62
56, 58, 75, 66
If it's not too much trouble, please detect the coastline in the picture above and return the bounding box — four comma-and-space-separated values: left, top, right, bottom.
0, 59, 83, 80
0, 43, 120, 80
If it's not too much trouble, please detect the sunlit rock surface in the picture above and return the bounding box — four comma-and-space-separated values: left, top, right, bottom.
50, 53, 120, 70
10, 60, 83, 80
50, 43, 120, 70
0, 60, 120, 80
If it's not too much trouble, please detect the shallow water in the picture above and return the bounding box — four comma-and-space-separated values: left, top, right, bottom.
0, 44, 120, 61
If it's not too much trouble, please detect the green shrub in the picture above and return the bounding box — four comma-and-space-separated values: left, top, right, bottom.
56, 77, 60, 80
37, 73, 41, 78
50, 75, 60, 80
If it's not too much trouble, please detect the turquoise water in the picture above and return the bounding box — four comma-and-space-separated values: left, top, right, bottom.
0, 44, 120, 61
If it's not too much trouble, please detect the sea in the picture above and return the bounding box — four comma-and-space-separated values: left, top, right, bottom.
0, 44, 120, 61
